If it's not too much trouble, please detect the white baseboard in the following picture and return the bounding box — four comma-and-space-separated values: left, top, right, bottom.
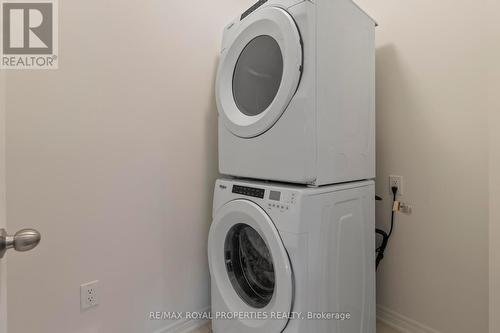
153, 307, 210, 333
377, 305, 441, 333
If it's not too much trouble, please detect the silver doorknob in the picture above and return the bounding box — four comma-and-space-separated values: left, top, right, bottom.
0, 228, 41, 259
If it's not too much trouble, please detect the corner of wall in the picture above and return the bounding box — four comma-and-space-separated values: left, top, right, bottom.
377, 305, 441, 333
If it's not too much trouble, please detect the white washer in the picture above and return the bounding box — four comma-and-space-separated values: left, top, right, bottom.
208, 178, 375, 333
216, 0, 377, 186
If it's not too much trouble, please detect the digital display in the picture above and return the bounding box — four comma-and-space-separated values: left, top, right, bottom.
269, 191, 281, 201
232, 185, 265, 199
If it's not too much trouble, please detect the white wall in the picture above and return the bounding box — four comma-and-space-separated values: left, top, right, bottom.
4, 1, 253, 332
355, 1, 490, 332
488, 1, 500, 332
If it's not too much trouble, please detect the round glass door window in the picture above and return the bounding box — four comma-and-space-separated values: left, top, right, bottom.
224, 223, 275, 308
232, 35, 284, 117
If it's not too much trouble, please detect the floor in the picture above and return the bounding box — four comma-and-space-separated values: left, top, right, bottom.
191, 321, 399, 333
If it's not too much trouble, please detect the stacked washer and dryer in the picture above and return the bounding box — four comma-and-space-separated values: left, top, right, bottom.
208, 1, 377, 332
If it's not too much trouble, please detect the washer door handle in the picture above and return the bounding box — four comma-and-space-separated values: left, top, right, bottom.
0, 228, 41, 259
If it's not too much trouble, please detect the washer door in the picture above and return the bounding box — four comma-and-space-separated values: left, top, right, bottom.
209, 200, 293, 332
216, 6, 303, 138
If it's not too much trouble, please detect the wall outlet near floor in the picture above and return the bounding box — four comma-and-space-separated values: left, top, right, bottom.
389, 175, 404, 195
80, 281, 99, 310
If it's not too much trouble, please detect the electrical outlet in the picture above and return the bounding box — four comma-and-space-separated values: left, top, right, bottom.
80, 281, 99, 310
389, 175, 404, 195
400, 202, 413, 215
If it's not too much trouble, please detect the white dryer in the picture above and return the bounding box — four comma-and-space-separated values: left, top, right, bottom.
208, 178, 375, 333
216, 0, 377, 186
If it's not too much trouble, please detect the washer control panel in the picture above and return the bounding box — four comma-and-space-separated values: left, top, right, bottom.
266, 190, 296, 213
226, 183, 297, 214
232, 185, 265, 199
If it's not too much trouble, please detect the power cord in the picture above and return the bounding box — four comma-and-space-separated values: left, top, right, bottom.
375, 186, 398, 270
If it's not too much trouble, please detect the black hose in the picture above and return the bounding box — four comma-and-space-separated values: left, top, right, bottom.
375, 186, 398, 270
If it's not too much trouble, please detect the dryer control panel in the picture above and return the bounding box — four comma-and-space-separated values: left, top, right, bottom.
241, 0, 268, 20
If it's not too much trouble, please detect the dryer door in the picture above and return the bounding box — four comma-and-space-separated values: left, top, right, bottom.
216, 6, 303, 138
208, 199, 293, 332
